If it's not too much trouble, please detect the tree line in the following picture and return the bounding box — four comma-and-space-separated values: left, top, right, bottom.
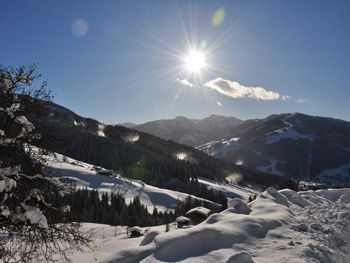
56, 187, 227, 227
62, 189, 175, 227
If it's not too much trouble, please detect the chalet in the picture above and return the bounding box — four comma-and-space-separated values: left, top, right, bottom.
175, 216, 191, 228
128, 226, 143, 238
185, 206, 211, 224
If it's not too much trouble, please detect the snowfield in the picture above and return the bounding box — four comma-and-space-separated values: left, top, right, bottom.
68, 187, 350, 263
256, 159, 285, 177
39, 150, 222, 212
197, 177, 258, 200
196, 137, 240, 158
317, 162, 350, 184
30, 147, 350, 262
263, 114, 315, 144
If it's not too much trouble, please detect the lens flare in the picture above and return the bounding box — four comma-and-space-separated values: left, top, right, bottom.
212, 8, 225, 27
72, 19, 89, 37
176, 152, 187, 160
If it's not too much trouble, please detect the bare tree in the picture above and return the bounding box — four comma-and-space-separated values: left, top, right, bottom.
0, 65, 89, 263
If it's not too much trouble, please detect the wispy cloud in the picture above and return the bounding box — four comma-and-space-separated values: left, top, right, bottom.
282, 95, 290, 101
204, 78, 282, 100
176, 78, 193, 88
295, 98, 308, 104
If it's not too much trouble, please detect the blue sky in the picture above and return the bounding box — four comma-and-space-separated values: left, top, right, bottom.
1, 0, 350, 123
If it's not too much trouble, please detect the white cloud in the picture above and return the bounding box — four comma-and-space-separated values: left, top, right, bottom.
295, 98, 308, 104
282, 95, 290, 101
176, 78, 193, 88
204, 78, 281, 100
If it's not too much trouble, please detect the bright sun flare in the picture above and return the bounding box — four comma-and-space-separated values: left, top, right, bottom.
185, 50, 206, 73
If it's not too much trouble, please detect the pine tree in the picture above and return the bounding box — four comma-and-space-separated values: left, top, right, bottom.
0, 65, 89, 263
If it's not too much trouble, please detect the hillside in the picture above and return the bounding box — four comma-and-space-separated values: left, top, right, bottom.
198, 113, 350, 184
22, 97, 278, 194
134, 115, 243, 147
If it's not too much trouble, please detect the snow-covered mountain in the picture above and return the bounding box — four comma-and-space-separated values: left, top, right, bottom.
23, 97, 276, 197
133, 115, 243, 147
197, 113, 350, 184
68, 187, 350, 263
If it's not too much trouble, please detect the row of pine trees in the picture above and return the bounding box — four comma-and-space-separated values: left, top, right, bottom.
59, 188, 227, 227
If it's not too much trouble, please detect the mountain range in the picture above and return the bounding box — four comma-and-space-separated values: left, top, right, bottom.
133, 115, 242, 147
22, 96, 350, 185
23, 97, 278, 196
132, 113, 350, 184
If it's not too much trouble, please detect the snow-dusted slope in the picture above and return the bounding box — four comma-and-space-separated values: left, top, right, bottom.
197, 137, 240, 158
196, 113, 350, 183
39, 150, 220, 212
197, 177, 258, 200
70, 187, 350, 263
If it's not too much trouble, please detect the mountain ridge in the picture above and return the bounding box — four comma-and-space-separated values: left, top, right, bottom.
198, 112, 350, 184
22, 96, 280, 195
129, 111, 350, 184
133, 114, 243, 147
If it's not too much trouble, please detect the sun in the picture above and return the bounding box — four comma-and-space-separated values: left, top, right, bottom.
184, 50, 206, 73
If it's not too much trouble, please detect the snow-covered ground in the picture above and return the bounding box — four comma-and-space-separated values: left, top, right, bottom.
196, 137, 240, 158
256, 159, 285, 176
197, 177, 258, 200
38, 149, 220, 212
68, 187, 350, 263
30, 147, 350, 262
263, 114, 315, 144
317, 162, 350, 184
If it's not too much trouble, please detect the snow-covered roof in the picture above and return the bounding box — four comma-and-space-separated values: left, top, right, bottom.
175, 216, 190, 223
186, 206, 211, 217
129, 226, 142, 233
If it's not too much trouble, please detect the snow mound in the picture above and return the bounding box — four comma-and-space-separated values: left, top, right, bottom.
279, 189, 311, 208
259, 187, 290, 207
96, 188, 350, 263
227, 198, 251, 214
140, 231, 161, 246
337, 194, 350, 204
225, 251, 254, 263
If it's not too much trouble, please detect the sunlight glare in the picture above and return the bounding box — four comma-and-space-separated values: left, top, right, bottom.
184, 50, 206, 73
176, 152, 187, 161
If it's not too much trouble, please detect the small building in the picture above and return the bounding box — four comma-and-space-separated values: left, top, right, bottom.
128, 226, 143, 238
175, 216, 191, 228
185, 206, 211, 224
97, 169, 113, 176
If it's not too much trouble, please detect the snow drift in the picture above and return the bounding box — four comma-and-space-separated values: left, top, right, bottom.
97, 187, 350, 263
